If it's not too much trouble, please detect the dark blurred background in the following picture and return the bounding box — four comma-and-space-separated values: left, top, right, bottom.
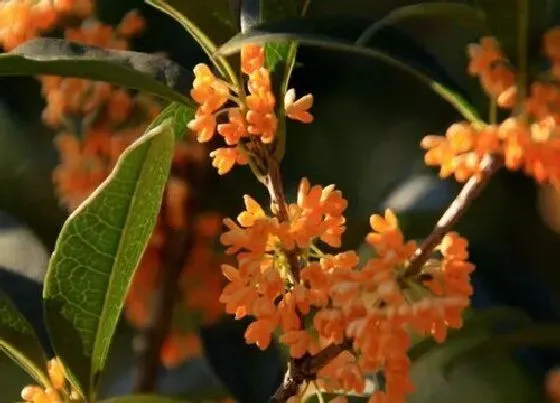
1, 0, 560, 402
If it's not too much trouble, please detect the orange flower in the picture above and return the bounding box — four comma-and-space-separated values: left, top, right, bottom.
241, 43, 265, 74
467, 36, 516, 104
210, 147, 249, 175
217, 108, 248, 145
285, 89, 314, 123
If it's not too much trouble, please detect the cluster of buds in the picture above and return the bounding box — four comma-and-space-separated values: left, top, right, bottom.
20, 358, 80, 403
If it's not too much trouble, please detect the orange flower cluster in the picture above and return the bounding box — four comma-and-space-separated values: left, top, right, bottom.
20, 357, 80, 402
0, 0, 93, 51
188, 44, 314, 174
422, 31, 560, 185
467, 36, 516, 107
219, 182, 474, 402
38, 9, 156, 209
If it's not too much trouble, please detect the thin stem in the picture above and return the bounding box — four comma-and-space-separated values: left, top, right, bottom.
302, 0, 312, 16
314, 382, 325, 403
489, 98, 498, 125
517, 0, 529, 120
310, 244, 324, 257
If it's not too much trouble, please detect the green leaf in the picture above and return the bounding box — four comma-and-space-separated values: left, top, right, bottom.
442, 323, 560, 374
356, 3, 486, 46
42, 103, 186, 397
473, 0, 548, 60
409, 306, 532, 362
3, 38, 192, 105
146, 0, 237, 84
0, 290, 49, 387
218, 26, 484, 127
98, 396, 186, 403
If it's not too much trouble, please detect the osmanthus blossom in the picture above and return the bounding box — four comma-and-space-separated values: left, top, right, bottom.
185, 41, 478, 402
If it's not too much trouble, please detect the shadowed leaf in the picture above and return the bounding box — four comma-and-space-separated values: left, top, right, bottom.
217, 21, 483, 126
409, 306, 532, 362
442, 323, 560, 374
99, 396, 186, 403
356, 3, 485, 45
146, 0, 237, 82
1, 38, 192, 105
0, 289, 49, 387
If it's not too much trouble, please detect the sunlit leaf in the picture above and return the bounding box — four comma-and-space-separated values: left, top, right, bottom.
0, 289, 49, 386
43, 103, 189, 397
2, 38, 192, 105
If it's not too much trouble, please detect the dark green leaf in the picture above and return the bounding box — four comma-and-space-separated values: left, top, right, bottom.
305, 394, 368, 403
3, 38, 192, 105
0, 289, 49, 386
473, 0, 548, 60
98, 396, 186, 403
42, 103, 187, 397
409, 306, 532, 362
356, 3, 486, 46
442, 323, 560, 374
146, 0, 237, 83
242, 0, 299, 71
218, 24, 483, 126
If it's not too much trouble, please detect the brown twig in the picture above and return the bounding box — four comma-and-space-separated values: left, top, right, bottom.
133, 157, 206, 393
267, 154, 503, 402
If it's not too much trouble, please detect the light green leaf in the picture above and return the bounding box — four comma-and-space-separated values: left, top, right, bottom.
146, 0, 237, 84
3, 38, 192, 105
0, 290, 49, 387
99, 396, 186, 403
42, 103, 187, 397
356, 3, 485, 46
218, 29, 484, 127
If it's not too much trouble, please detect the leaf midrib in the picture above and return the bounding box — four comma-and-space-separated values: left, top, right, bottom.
89, 120, 173, 391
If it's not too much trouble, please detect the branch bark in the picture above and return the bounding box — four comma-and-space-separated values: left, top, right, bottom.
405, 154, 502, 277
133, 157, 206, 393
